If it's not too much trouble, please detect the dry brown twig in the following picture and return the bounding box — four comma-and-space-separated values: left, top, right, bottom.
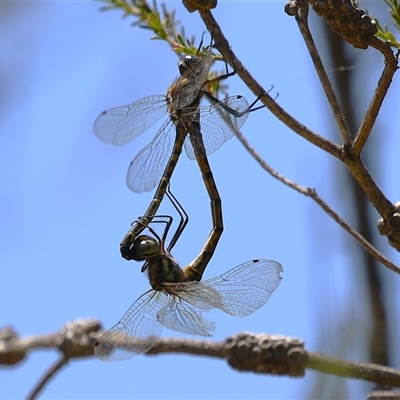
193, 2, 400, 258
191, 2, 400, 272
26, 355, 69, 400
230, 126, 400, 275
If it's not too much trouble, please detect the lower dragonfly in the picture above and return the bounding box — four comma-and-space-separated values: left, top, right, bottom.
93, 44, 263, 270
94, 186, 283, 362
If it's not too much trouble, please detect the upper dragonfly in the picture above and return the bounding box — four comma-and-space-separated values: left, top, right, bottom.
94, 45, 224, 193
94, 187, 283, 362
94, 45, 262, 264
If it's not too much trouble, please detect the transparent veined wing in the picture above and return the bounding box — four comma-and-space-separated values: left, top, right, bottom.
183, 95, 251, 160
93, 95, 168, 146
202, 259, 283, 317
95, 289, 168, 361
157, 296, 215, 336
125, 118, 177, 193
159, 260, 282, 328
162, 281, 224, 310
95, 260, 283, 361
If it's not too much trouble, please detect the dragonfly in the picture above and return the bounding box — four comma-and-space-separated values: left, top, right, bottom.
93, 44, 264, 273
94, 186, 283, 362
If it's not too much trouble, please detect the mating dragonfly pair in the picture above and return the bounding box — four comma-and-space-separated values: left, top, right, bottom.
93, 42, 283, 361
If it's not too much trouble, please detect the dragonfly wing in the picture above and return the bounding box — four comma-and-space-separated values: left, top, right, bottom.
94, 290, 168, 361
183, 136, 195, 161
157, 296, 215, 337
184, 95, 251, 160
202, 259, 283, 317
126, 118, 175, 193
171, 281, 224, 311
93, 95, 167, 146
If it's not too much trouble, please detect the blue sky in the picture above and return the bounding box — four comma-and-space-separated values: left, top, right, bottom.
1, 1, 399, 399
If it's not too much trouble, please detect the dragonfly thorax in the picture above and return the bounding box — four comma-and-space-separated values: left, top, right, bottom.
166, 46, 213, 111
147, 254, 186, 291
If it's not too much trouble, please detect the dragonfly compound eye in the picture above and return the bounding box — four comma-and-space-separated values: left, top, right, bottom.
131, 235, 160, 261
178, 55, 200, 75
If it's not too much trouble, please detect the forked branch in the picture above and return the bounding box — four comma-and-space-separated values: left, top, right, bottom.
198, 5, 400, 251
199, 9, 342, 160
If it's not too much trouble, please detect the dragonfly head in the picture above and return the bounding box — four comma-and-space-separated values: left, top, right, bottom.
178, 54, 200, 75
129, 235, 160, 261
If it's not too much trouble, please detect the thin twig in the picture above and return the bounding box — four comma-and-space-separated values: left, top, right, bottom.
209, 76, 399, 273
198, 9, 342, 160
352, 37, 399, 157
26, 355, 69, 400
295, 1, 352, 146
307, 352, 400, 387
198, 8, 400, 251
342, 157, 395, 221
231, 126, 400, 275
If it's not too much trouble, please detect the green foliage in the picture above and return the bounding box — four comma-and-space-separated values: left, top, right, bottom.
99, 0, 230, 96
368, 0, 400, 48
100, 0, 201, 56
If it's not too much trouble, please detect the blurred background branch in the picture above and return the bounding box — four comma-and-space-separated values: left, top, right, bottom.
2, 321, 400, 399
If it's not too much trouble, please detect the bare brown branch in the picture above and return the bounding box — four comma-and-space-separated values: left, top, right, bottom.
342, 157, 396, 222
26, 355, 69, 400
294, 0, 352, 146
307, 352, 400, 388
230, 126, 400, 275
198, 6, 400, 251
352, 37, 399, 157
198, 9, 343, 160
